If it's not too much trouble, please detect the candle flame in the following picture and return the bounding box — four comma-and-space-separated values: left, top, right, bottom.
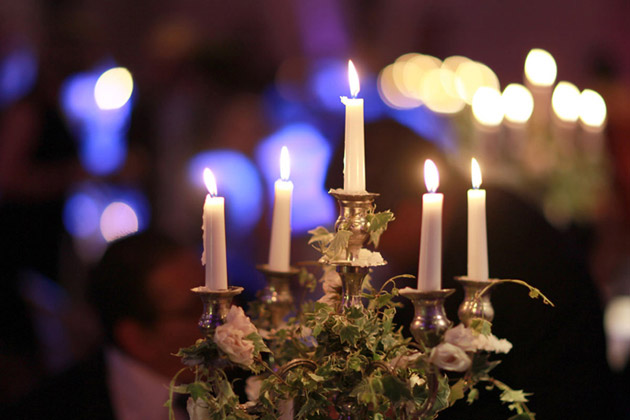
280, 146, 290, 181
471, 158, 482, 189
203, 168, 218, 196
424, 159, 440, 193
348, 60, 360, 98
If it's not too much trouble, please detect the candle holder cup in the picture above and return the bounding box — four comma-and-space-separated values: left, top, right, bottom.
334, 264, 370, 310
399, 288, 455, 348
329, 190, 379, 262
256, 264, 300, 328
455, 277, 495, 326
192, 286, 244, 338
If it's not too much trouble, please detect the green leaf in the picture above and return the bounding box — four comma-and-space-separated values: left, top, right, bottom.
187, 382, 208, 401
500, 388, 531, 404
308, 372, 325, 382
448, 379, 466, 405
308, 226, 333, 248
469, 318, 492, 336
325, 230, 352, 260
339, 324, 360, 346
467, 387, 479, 405
382, 374, 412, 403
366, 210, 395, 248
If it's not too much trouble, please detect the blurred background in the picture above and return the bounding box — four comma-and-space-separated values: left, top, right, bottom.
2, 0, 630, 416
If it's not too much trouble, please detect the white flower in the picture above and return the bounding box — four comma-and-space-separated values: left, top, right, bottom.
429, 342, 472, 372
245, 375, 263, 402
475, 333, 513, 354
187, 397, 211, 420
317, 292, 340, 307
444, 324, 478, 352
353, 249, 385, 267
214, 306, 258, 367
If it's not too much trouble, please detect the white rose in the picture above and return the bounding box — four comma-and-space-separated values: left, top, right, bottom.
187, 397, 211, 420
317, 292, 340, 307
214, 306, 258, 367
245, 375, 263, 402
445, 324, 478, 352
429, 342, 472, 372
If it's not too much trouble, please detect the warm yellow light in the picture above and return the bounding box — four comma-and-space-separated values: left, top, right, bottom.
551, 81, 580, 123
348, 60, 360, 97
442, 55, 471, 73
471, 158, 482, 189
401, 54, 441, 101
455, 61, 499, 105
579, 89, 607, 128
424, 159, 440, 193
421, 68, 465, 114
524, 48, 557, 87
94, 67, 134, 110
472, 87, 504, 126
378, 64, 421, 109
203, 168, 218, 196
502, 83, 534, 123
280, 146, 290, 181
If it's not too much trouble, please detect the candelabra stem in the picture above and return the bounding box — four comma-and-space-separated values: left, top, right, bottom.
399, 288, 455, 348
192, 286, 243, 338
336, 264, 369, 310
455, 277, 495, 326
257, 265, 299, 328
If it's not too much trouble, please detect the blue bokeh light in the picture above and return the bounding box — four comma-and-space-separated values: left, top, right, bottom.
256, 123, 335, 233
387, 106, 456, 151
59, 67, 133, 176
63, 192, 100, 238
310, 59, 348, 112
188, 150, 264, 233
0, 44, 38, 107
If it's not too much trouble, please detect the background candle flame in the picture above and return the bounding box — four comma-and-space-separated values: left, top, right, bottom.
280, 146, 290, 181
471, 158, 482, 189
348, 60, 360, 98
424, 159, 440, 193
203, 168, 218, 196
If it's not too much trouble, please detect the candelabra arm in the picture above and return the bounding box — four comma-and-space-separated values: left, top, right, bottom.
336, 264, 369, 310
257, 265, 300, 328
455, 277, 496, 326
399, 288, 455, 348
192, 286, 243, 338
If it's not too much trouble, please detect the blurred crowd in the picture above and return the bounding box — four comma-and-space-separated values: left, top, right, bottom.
2, 0, 630, 419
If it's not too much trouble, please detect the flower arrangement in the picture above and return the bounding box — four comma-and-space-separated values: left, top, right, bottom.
167, 208, 552, 420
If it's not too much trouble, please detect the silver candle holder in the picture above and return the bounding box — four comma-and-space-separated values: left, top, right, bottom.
257, 264, 300, 328
335, 263, 369, 309
191, 286, 244, 338
455, 277, 495, 326
399, 288, 455, 348
329, 190, 379, 262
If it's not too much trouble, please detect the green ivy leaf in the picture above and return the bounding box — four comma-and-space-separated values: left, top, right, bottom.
500, 388, 531, 404
366, 210, 395, 248
325, 230, 352, 261
469, 318, 492, 336
467, 387, 479, 405
448, 379, 466, 405
382, 374, 412, 403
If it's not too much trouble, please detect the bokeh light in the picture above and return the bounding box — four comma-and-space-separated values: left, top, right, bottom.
94, 67, 134, 110
472, 87, 504, 126
0, 44, 38, 107
63, 192, 100, 238
524, 48, 557, 87
502, 83, 534, 123
455, 61, 500, 105
420, 68, 465, 114
256, 123, 335, 233
551, 81, 580, 123
578, 89, 607, 129
378, 64, 421, 109
100, 202, 139, 242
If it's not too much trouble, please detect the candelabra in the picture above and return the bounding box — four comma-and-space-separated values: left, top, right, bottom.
192, 285, 243, 337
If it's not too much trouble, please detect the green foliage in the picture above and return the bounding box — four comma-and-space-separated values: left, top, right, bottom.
307, 226, 352, 261
366, 210, 395, 248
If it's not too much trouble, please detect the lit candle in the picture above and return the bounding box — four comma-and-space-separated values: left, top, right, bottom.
202, 168, 228, 290
418, 159, 443, 291
341, 60, 365, 193
467, 158, 489, 281
268, 146, 293, 271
